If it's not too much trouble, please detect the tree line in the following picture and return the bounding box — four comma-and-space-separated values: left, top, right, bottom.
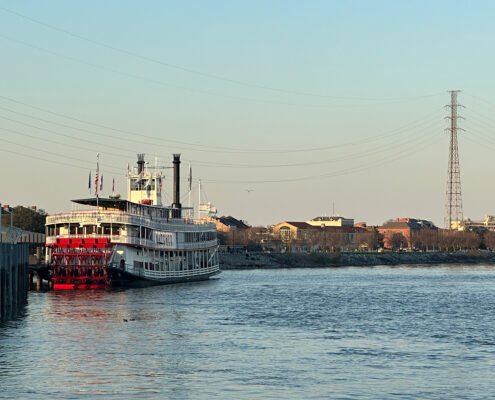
218, 226, 495, 252
1, 206, 47, 233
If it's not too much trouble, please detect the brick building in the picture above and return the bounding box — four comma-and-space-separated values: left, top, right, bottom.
378, 218, 436, 249
272, 221, 367, 251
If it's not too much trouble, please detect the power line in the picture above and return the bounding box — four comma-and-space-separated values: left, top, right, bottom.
0, 124, 132, 159
0, 104, 443, 170
0, 6, 445, 102
0, 125, 442, 185
0, 115, 441, 174
188, 123, 442, 169
0, 114, 139, 156
0, 136, 123, 174
1, 33, 364, 110
201, 135, 443, 184
0, 94, 445, 154
0, 145, 121, 174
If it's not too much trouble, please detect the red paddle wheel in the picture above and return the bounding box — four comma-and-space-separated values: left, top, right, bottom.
49, 238, 113, 289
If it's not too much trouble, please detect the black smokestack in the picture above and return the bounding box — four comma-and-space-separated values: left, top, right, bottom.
137, 154, 145, 174
172, 154, 181, 217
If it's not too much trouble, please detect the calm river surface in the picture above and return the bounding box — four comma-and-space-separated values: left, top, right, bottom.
1, 265, 495, 399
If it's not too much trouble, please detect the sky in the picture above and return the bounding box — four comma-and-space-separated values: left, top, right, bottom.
1, 0, 495, 227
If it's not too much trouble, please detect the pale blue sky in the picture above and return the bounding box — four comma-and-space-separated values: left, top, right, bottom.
1, 1, 495, 226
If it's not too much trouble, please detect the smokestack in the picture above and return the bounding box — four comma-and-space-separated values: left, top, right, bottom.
137, 154, 145, 174
172, 154, 181, 217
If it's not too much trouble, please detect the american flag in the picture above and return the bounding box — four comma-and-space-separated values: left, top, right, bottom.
94, 170, 99, 196
94, 153, 99, 196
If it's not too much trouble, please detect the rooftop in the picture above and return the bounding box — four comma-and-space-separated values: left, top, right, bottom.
310, 216, 351, 221
214, 216, 250, 229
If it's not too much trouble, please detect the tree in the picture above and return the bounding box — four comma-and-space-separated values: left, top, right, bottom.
484, 231, 495, 250
390, 232, 407, 249
415, 228, 440, 251
1, 206, 47, 233
357, 228, 382, 251
464, 226, 486, 250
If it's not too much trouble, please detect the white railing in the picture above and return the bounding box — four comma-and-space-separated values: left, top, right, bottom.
140, 265, 220, 280
47, 211, 215, 232
46, 234, 155, 248
46, 234, 217, 250
179, 240, 218, 250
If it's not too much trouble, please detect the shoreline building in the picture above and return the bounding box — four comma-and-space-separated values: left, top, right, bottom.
378, 218, 436, 249
272, 220, 367, 252
306, 216, 354, 228
209, 216, 249, 233
453, 215, 495, 231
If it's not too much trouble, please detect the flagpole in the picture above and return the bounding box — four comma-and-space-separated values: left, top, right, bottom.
96, 153, 99, 210
188, 162, 192, 210
198, 179, 201, 219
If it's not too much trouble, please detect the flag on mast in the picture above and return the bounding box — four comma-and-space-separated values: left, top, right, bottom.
94, 153, 99, 196
146, 175, 152, 197
88, 171, 91, 192
112, 177, 115, 195
188, 163, 192, 192
136, 171, 143, 186
100, 174, 104, 191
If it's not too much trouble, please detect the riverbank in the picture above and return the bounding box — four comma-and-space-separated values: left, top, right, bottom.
220, 250, 495, 269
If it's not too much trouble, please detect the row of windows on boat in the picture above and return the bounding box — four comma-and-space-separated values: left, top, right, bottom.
101, 201, 170, 218
46, 224, 216, 242
131, 250, 217, 272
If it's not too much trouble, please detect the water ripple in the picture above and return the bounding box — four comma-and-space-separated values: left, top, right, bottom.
1, 265, 495, 399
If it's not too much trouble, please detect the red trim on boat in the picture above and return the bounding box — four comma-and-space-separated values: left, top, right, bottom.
53, 283, 107, 290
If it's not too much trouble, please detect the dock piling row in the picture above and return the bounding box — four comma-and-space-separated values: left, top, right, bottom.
0, 243, 28, 322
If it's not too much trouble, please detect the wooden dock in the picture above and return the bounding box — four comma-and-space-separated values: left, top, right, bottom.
0, 243, 28, 322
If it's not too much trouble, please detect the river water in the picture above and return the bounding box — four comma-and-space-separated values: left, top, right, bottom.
1, 265, 495, 399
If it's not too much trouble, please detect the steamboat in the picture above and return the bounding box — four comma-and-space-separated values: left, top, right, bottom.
45, 154, 220, 289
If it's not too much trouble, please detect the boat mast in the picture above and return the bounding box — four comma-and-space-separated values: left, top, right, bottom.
188, 162, 192, 210
198, 179, 201, 219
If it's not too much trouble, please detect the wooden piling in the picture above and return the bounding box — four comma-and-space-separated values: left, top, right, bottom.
28, 271, 33, 291
36, 273, 42, 291
0, 243, 28, 322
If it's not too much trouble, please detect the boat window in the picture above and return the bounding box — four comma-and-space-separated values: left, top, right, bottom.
69, 224, 80, 235
127, 225, 139, 237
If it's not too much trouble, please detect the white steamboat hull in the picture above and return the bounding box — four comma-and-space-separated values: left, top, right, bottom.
107, 264, 220, 287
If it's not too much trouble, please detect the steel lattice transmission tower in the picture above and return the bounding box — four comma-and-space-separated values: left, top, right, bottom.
445, 90, 464, 229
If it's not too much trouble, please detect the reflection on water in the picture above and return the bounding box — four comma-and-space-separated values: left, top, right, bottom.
1, 266, 495, 399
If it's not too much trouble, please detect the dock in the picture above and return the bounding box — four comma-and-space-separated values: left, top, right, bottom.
0, 243, 29, 322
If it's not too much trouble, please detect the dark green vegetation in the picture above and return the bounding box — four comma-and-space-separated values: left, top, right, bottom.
1, 206, 47, 233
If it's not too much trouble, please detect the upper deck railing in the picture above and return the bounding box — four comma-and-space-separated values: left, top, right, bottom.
46, 233, 218, 250
46, 210, 214, 232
